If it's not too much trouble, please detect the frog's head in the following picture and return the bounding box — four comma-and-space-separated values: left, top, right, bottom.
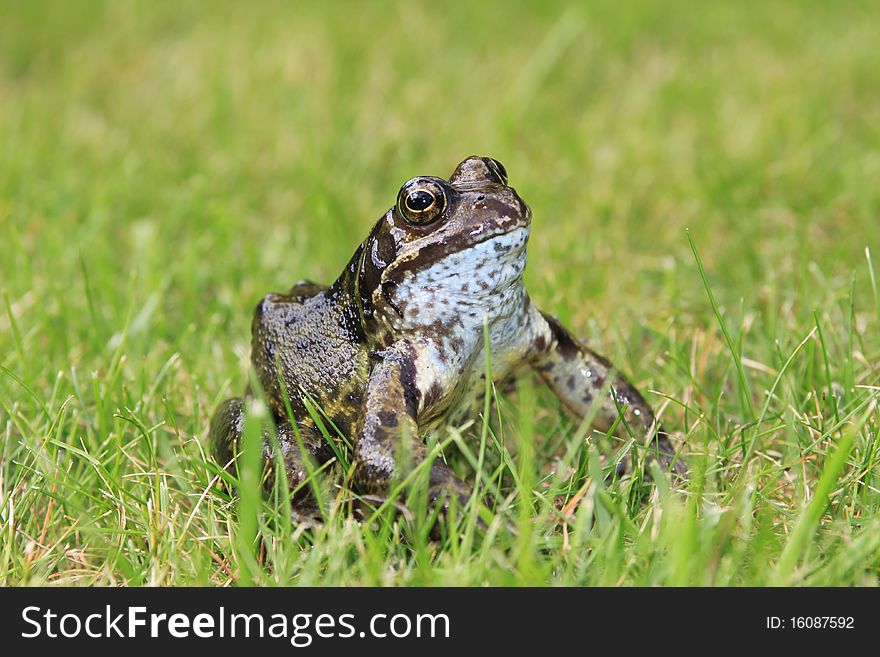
355, 156, 532, 330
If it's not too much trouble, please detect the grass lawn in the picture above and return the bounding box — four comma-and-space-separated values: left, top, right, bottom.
1, 0, 879, 586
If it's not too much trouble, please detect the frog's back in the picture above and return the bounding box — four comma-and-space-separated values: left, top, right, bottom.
251, 280, 369, 433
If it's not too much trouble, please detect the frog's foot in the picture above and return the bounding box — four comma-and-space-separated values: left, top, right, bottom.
264, 421, 336, 520
652, 430, 687, 477
353, 474, 476, 537
289, 505, 325, 529
356, 495, 416, 524
425, 483, 487, 540
425, 467, 492, 537
427, 481, 472, 516
614, 430, 687, 479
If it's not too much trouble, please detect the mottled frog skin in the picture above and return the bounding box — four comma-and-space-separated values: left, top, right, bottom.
210, 156, 683, 519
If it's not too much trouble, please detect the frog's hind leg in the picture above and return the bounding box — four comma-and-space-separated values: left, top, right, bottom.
527, 311, 685, 476
209, 397, 334, 519
209, 397, 247, 473
264, 421, 337, 521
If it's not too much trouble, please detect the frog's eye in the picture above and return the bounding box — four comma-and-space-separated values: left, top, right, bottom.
397, 180, 446, 224
485, 158, 508, 185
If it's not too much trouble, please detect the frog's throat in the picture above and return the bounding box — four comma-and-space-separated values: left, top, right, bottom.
382, 225, 530, 283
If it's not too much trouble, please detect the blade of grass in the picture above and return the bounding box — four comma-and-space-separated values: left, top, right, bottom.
687, 229, 755, 420
771, 411, 864, 584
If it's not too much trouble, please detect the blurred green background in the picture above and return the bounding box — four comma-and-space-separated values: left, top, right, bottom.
1, 0, 878, 585
3, 0, 877, 360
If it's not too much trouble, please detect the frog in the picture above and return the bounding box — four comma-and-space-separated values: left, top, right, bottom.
209, 155, 684, 522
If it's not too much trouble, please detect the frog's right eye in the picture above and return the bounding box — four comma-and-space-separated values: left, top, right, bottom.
397, 179, 446, 225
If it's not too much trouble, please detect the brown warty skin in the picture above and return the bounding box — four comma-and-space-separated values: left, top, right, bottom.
210, 156, 684, 522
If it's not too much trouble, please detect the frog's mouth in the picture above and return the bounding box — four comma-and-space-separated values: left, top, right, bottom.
379, 227, 530, 325
388, 223, 530, 280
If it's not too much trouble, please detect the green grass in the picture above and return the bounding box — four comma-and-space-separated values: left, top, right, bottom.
1, 0, 879, 586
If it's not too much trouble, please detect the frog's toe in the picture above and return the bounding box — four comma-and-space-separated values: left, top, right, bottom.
427, 478, 484, 524
425, 483, 489, 540
427, 484, 471, 512
613, 431, 686, 481
289, 503, 325, 529
659, 451, 687, 478
654, 431, 687, 478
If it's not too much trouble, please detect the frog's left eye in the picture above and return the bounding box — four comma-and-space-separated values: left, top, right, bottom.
397, 180, 446, 224
485, 158, 508, 185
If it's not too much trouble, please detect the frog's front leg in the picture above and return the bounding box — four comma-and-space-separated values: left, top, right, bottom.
528, 311, 685, 476
353, 344, 471, 512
